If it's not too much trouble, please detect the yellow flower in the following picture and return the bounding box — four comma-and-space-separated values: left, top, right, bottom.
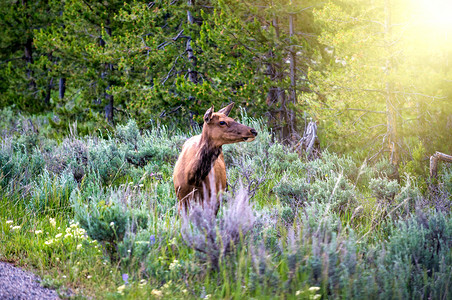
117, 284, 126, 295
151, 289, 163, 298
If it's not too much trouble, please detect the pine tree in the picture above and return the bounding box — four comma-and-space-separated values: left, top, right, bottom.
0, 0, 57, 112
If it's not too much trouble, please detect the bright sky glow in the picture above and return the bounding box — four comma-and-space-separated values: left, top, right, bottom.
416, 0, 452, 28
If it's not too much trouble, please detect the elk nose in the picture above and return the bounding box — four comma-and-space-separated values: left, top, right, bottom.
250, 128, 258, 136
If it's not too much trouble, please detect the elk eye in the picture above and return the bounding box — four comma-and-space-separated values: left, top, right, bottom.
219, 121, 226, 125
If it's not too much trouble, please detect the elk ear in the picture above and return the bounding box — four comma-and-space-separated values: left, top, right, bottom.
217, 102, 234, 116
204, 105, 214, 123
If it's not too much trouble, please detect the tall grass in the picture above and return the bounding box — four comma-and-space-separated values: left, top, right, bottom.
0, 116, 451, 299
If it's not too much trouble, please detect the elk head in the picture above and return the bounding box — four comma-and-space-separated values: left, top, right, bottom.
202, 103, 258, 147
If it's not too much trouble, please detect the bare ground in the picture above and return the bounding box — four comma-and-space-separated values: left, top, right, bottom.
0, 261, 59, 300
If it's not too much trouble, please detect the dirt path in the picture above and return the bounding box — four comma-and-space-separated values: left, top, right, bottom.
0, 261, 59, 300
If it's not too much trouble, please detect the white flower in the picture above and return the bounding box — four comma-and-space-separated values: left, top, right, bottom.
151, 289, 163, 298
76, 244, 82, 250
66, 227, 72, 233
45, 239, 54, 245
6, 220, 13, 224
10, 225, 21, 230
117, 284, 126, 295
109, 222, 115, 227
169, 259, 181, 271
49, 218, 56, 227
64, 233, 72, 238
309, 287, 320, 292
35, 230, 43, 235
55, 233, 63, 239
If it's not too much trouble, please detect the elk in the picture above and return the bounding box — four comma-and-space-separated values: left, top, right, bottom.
173, 103, 258, 214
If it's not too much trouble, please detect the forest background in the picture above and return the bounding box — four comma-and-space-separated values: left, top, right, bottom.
1, 0, 452, 165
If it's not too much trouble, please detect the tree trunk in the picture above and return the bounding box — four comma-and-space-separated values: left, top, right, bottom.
384, 0, 399, 167
44, 77, 53, 105
288, 13, 297, 139
59, 78, 66, 99
103, 18, 114, 124
186, 0, 198, 84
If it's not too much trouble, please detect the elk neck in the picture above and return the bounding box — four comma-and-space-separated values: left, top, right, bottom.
190, 131, 222, 185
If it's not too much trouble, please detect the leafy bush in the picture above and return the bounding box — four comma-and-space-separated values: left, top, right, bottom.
369, 177, 401, 203
71, 177, 150, 259
274, 172, 356, 218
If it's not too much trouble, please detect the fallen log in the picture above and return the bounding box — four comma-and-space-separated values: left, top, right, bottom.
429, 151, 452, 177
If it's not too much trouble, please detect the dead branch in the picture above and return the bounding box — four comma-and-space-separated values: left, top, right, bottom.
430, 151, 452, 178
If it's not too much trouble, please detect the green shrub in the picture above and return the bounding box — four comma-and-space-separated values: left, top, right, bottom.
29, 169, 77, 212
71, 177, 151, 259
369, 177, 401, 203
274, 172, 356, 217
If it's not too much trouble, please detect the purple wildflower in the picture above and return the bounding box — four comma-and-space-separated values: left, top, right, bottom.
122, 273, 129, 285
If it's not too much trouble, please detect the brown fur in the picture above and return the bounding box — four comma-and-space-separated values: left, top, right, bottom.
173, 103, 257, 214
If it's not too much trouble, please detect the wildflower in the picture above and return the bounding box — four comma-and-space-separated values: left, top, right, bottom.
87, 275, 92, 279
109, 221, 115, 227
182, 289, 187, 294
169, 259, 181, 271
150, 235, 156, 245
151, 289, 163, 298
64, 233, 72, 238
6, 220, 13, 224
117, 284, 126, 295
65, 228, 72, 233
312, 295, 321, 300
50, 218, 56, 227
76, 244, 82, 250
309, 287, 320, 292
35, 230, 43, 235
11, 225, 21, 230
163, 281, 172, 289
45, 239, 54, 245
296, 291, 301, 296
122, 273, 129, 285
70, 223, 78, 228
55, 233, 62, 239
